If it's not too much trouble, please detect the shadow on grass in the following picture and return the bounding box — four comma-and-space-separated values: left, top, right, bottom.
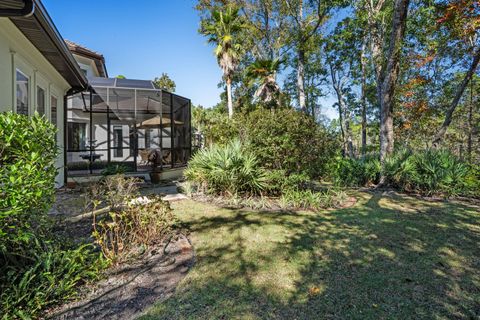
139, 191, 480, 319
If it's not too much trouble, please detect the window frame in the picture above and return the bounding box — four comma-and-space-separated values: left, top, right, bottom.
36, 85, 46, 116
67, 122, 87, 151
50, 94, 59, 142
113, 125, 124, 158
15, 68, 30, 116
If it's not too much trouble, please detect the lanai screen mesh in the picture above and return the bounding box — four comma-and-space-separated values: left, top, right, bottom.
66, 77, 191, 176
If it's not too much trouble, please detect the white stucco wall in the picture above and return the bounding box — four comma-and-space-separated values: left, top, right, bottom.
0, 18, 72, 187
72, 53, 101, 78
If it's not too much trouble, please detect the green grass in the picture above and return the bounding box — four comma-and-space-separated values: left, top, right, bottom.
140, 191, 480, 319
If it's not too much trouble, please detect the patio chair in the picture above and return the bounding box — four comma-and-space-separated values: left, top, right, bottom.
138, 149, 149, 165
162, 150, 172, 165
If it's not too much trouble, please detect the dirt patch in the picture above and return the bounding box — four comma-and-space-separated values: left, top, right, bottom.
48, 234, 194, 320
338, 196, 357, 208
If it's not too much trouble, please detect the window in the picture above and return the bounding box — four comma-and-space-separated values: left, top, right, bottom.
16, 69, 29, 115
37, 86, 45, 116
129, 127, 136, 157
51, 96, 58, 142
67, 122, 86, 151
113, 126, 123, 157
145, 129, 153, 149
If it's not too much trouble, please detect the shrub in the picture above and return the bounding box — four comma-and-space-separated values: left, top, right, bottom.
185, 140, 267, 196
241, 108, 339, 177
263, 169, 311, 195
332, 148, 477, 197
198, 110, 239, 146
0, 112, 104, 319
87, 174, 141, 211
92, 195, 176, 263
332, 154, 381, 187
87, 175, 176, 262
385, 149, 473, 197
0, 112, 58, 254
466, 164, 480, 197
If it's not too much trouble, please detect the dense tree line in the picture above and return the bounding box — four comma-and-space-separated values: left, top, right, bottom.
196, 0, 480, 166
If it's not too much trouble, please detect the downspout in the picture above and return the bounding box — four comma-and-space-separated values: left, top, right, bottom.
0, 0, 34, 17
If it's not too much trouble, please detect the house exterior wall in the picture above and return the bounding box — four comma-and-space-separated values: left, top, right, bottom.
72, 53, 101, 78
0, 18, 71, 187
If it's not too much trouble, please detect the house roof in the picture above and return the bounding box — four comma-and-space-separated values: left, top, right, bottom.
4, 0, 88, 92
65, 40, 108, 78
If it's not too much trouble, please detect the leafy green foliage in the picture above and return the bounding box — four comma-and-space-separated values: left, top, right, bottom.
192, 105, 239, 146
0, 112, 58, 249
263, 169, 311, 195
0, 112, 104, 319
185, 140, 267, 196
1, 244, 104, 319
242, 108, 339, 177
101, 163, 130, 176
153, 73, 176, 92
385, 149, 474, 197
279, 188, 348, 210
332, 149, 477, 197
331, 154, 381, 187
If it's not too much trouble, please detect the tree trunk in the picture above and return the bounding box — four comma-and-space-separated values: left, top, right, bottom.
361, 38, 368, 155
330, 65, 353, 157
226, 77, 233, 119
432, 47, 480, 148
344, 106, 354, 158
467, 79, 474, 161
378, 0, 410, 183
296, 0, 307, 113
337, 101, 346, 156
297, 48, 307, 112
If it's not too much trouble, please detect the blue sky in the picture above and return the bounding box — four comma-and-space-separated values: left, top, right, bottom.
43, 0, 337, 118
43, 0, 223, 107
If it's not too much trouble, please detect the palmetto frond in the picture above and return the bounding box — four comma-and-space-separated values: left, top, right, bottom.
245, 58, 282, 104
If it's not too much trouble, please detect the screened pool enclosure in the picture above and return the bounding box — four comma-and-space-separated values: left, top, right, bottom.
66, 77, 191, 176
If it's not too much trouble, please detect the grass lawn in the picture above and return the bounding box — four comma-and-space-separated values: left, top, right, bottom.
140, 191, 480, 320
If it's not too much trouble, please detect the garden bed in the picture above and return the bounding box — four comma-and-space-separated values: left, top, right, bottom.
47, 234, 194, 320
186, 192, 357, 211
43, 181, 194, 319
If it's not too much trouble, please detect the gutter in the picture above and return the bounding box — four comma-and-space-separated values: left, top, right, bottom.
0, 0, 34, 17
32, 0, 88, 91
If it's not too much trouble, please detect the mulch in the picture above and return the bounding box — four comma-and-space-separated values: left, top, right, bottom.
46, 188, 195, 320
47, 234, 194, 320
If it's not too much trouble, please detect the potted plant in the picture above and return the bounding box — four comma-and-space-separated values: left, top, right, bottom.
147, 149, 162, 183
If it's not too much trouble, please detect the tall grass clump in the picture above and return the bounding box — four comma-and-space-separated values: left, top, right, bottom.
185, 140, 267, 196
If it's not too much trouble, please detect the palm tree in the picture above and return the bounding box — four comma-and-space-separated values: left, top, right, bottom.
200, 6, 245, 119
245, 58, 282, 108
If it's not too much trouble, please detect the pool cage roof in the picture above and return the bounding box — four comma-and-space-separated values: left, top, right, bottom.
89, 77, 158, 90
66, 76, 192, 176
73, 77, 191, 117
